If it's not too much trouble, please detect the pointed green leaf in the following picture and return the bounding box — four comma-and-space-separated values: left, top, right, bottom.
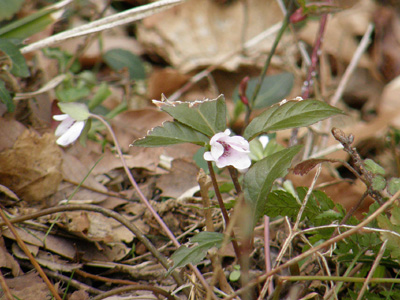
0, 0, 24, 22
166, 232, 225, 275
0, 80, 14, 112
156, 95, 226, 137
0, 39, 29, 77
364, 159, 386, 175
234, 73, 294, 109
243, 145, 302, 225
58, 102, 90, 121
243, 99, 343, 140
103, 48, 146, 80
132, 121, 210, 147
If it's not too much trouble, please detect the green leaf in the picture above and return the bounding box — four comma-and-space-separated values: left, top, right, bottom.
132, 121, 210, 147
234, 73, 294, 109
56, 86, 91, 103
166, 232, 225, 275
0, 0, 24, 21
157, 95, 226, 137
364, 159, 386, 175
58, 102, 90, 121
243, 99, 343, 140
388, 178, 400, 196
0, 39, 29, 77
243, 145, 302, 225
88, 82, 111, 110
371, 175, 386, 191
103, 48, 146, 80
0, 80, 14, 112
264, 190, 300, 219
0, 1, 66, 39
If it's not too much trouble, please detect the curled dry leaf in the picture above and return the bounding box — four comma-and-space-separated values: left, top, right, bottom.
0, 130, 63, 203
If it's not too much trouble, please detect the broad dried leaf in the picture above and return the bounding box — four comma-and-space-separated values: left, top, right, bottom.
244, 99, 343, 140
293, 158, 337, 175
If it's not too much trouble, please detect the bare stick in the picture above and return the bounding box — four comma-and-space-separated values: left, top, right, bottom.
0, 208, 63, 300
223, 188, 400, 299
356, 239, 388, 300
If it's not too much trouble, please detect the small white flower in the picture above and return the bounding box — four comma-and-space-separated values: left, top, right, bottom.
204, 129, 251, 171
53, 114, 85, 146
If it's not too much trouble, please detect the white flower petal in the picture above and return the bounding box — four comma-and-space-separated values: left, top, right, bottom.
259, 135, 269, 148
56, 120, 85, 146
203, 151, 214, 161
55, 116, 75, 136
210, 142, 224, 159
53, 114, 69, 121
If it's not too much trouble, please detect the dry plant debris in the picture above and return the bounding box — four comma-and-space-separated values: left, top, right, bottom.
1, 0, 400, 299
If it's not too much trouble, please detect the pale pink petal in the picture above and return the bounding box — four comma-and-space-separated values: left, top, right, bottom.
228, 136, 250, 152
210, 142, 224, 159
55, 116, 75, 136
56, 120, 85, 146
210, 129, 230, 145
203, 151, 214, 161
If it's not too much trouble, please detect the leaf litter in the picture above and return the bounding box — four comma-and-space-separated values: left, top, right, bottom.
2, 0, 400, 299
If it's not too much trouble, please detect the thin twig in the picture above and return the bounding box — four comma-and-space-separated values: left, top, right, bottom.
0, 204, 185, 288
91, 284, 178, 300
0, 208, 62, 300
91, 114, 215, 297
356, 239, 388, 300
222, 188, 400, 299
21, 0, 187, 54
0, 269, 13, 300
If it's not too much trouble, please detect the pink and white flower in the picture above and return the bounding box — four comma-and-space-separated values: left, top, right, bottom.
203, 129, 251, 171
53, 114, 85, 146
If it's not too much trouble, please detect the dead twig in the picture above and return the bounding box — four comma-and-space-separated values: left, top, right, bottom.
0, 269, 13, 300
0, 204, 185, 289
90, 284, 178, 300
0, 207, 63, 300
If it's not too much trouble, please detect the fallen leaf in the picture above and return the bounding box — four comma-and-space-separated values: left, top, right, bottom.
4, 272, 49, 300
0, 130, 63, 203
157, 159, 199, 198
137, 0, 284, 72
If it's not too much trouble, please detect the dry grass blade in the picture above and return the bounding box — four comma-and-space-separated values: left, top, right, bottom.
21, 0, 187, 54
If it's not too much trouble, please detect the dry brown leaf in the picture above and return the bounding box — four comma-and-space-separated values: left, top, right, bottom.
299, 0, 374, 68
2, 227, 76, 259
0, 130, 62, 203
157, 159, 199, 198
0, 237, 22, 276
12, 244, 82, 272
69, 290, 89, 300
4, 272, 49, 300
0, 117, 26, 152
137, 0, 283, 72
147, 67, 189, 99
61, 211, 114, 243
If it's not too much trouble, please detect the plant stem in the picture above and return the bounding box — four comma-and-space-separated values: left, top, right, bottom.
90, 114, 216, 298
223, 188, 400, 299
207, 161, 241, 259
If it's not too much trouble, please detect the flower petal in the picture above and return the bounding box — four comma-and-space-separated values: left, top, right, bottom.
203, 151, 214, 161
210, 142, 224, 159
53, 114, 69, 121
228, 136, 250, 152
56, 120, 85, 146
55, 116, 75, 136
210, 129, 230, 145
